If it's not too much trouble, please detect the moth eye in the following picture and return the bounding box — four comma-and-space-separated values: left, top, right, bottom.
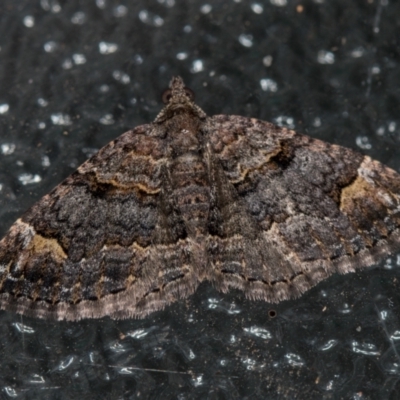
162, 89, 172, 104
184, 87, 195, 101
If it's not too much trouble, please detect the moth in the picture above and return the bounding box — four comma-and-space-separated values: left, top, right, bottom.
0, 76, 399, 320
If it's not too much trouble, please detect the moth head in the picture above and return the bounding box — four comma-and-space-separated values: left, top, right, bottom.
162, 77, 195, 104
155, 76, 206, 123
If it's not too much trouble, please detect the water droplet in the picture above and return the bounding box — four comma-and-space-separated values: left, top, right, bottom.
251, 3, 263, 13
51, 112, 72, 126
99, 41, 118, 54
18, 174, 42, 185
99, 114, 115, 125
112, 70, 131, 84
23, 15, 35, 27
190, 59, 204, 73
176, 52, 188, 60
71, 11, 86, 24
270, 0, 287, 6
1, 143, 15, 155
72, 53, 86, 65
263, 55, 273, 67
238, 33, 253, 48
0, 103, 9, 114
200, 4, 212, 14
317, 50, 335, 64
113, 5, 128, 17
356, 135, 372, 150
44, 41, 57, 53
260, 78, 278, 92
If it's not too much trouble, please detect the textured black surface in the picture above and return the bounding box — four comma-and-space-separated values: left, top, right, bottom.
1, 0, 400, 398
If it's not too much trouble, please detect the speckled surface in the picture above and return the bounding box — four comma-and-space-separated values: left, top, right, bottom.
0, 0, 400, 399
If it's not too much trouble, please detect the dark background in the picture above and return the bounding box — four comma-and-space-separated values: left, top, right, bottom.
0, 0, 400, 399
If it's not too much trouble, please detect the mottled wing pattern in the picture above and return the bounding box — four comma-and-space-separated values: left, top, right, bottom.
0, 125, 200, 320
2, 75, 400, 321
206, 115, 400, 302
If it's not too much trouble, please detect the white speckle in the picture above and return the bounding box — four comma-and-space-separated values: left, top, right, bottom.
41, 0, 62, 13
157, 0, 175, 7
356, 135, 372, 150
0, 103, 9, 114
127, 329, 148, 339
251, 3, 263, 13
192, 374, 204, 387
138, 10, 164, 27
376, 126, 385, 136
62, 58, 73, 69
260, 78, 278, 92
200, 4, 212, 14
388, 121, 396, 132
270, 0, 287, 6
82, 147, 99, 158
176, 52, 188, 60
190, 59, 204, 73
132, 54, 143, 65
71, 11, 86, 25
38, 122, 46, 129
1, 143, 16, 155
391, 330, 400, 340
263, 55, 273, 67
238, 33, 253, 48
319, 339, 338, 351
242, 357, 258, 370
23, 15, 35, 27
113, 70, 131, 84
339, 302, 351, 314
351, 341, 380, 356
41, 155, 50, 167
284, 353, 304, 367
274, 115, 295, 129
73, 53, 86, 65
183, 25, 192, 33
208, 298, 218, 309
18, 173, 42, 185
99, 84, 110, 93
113, 5, 128, 17
99, 41, 118, 54
317, 50, 335, 64
37, 98, 48, 107
118, 367, 134, 375
313, 117, 321, 127
58, 356, 75, 371
371, 65, 380, 74
51, 112, 72, 126
243, 326, 272, 339
4, 387, 18, 398
96, 0, 106, 9
351, 47, 364, 58
44, 41, 57, 53
28, 374, 45, 384
99, 114, 115, 125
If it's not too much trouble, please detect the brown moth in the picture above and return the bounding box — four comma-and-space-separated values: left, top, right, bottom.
0, 76, 399, 320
